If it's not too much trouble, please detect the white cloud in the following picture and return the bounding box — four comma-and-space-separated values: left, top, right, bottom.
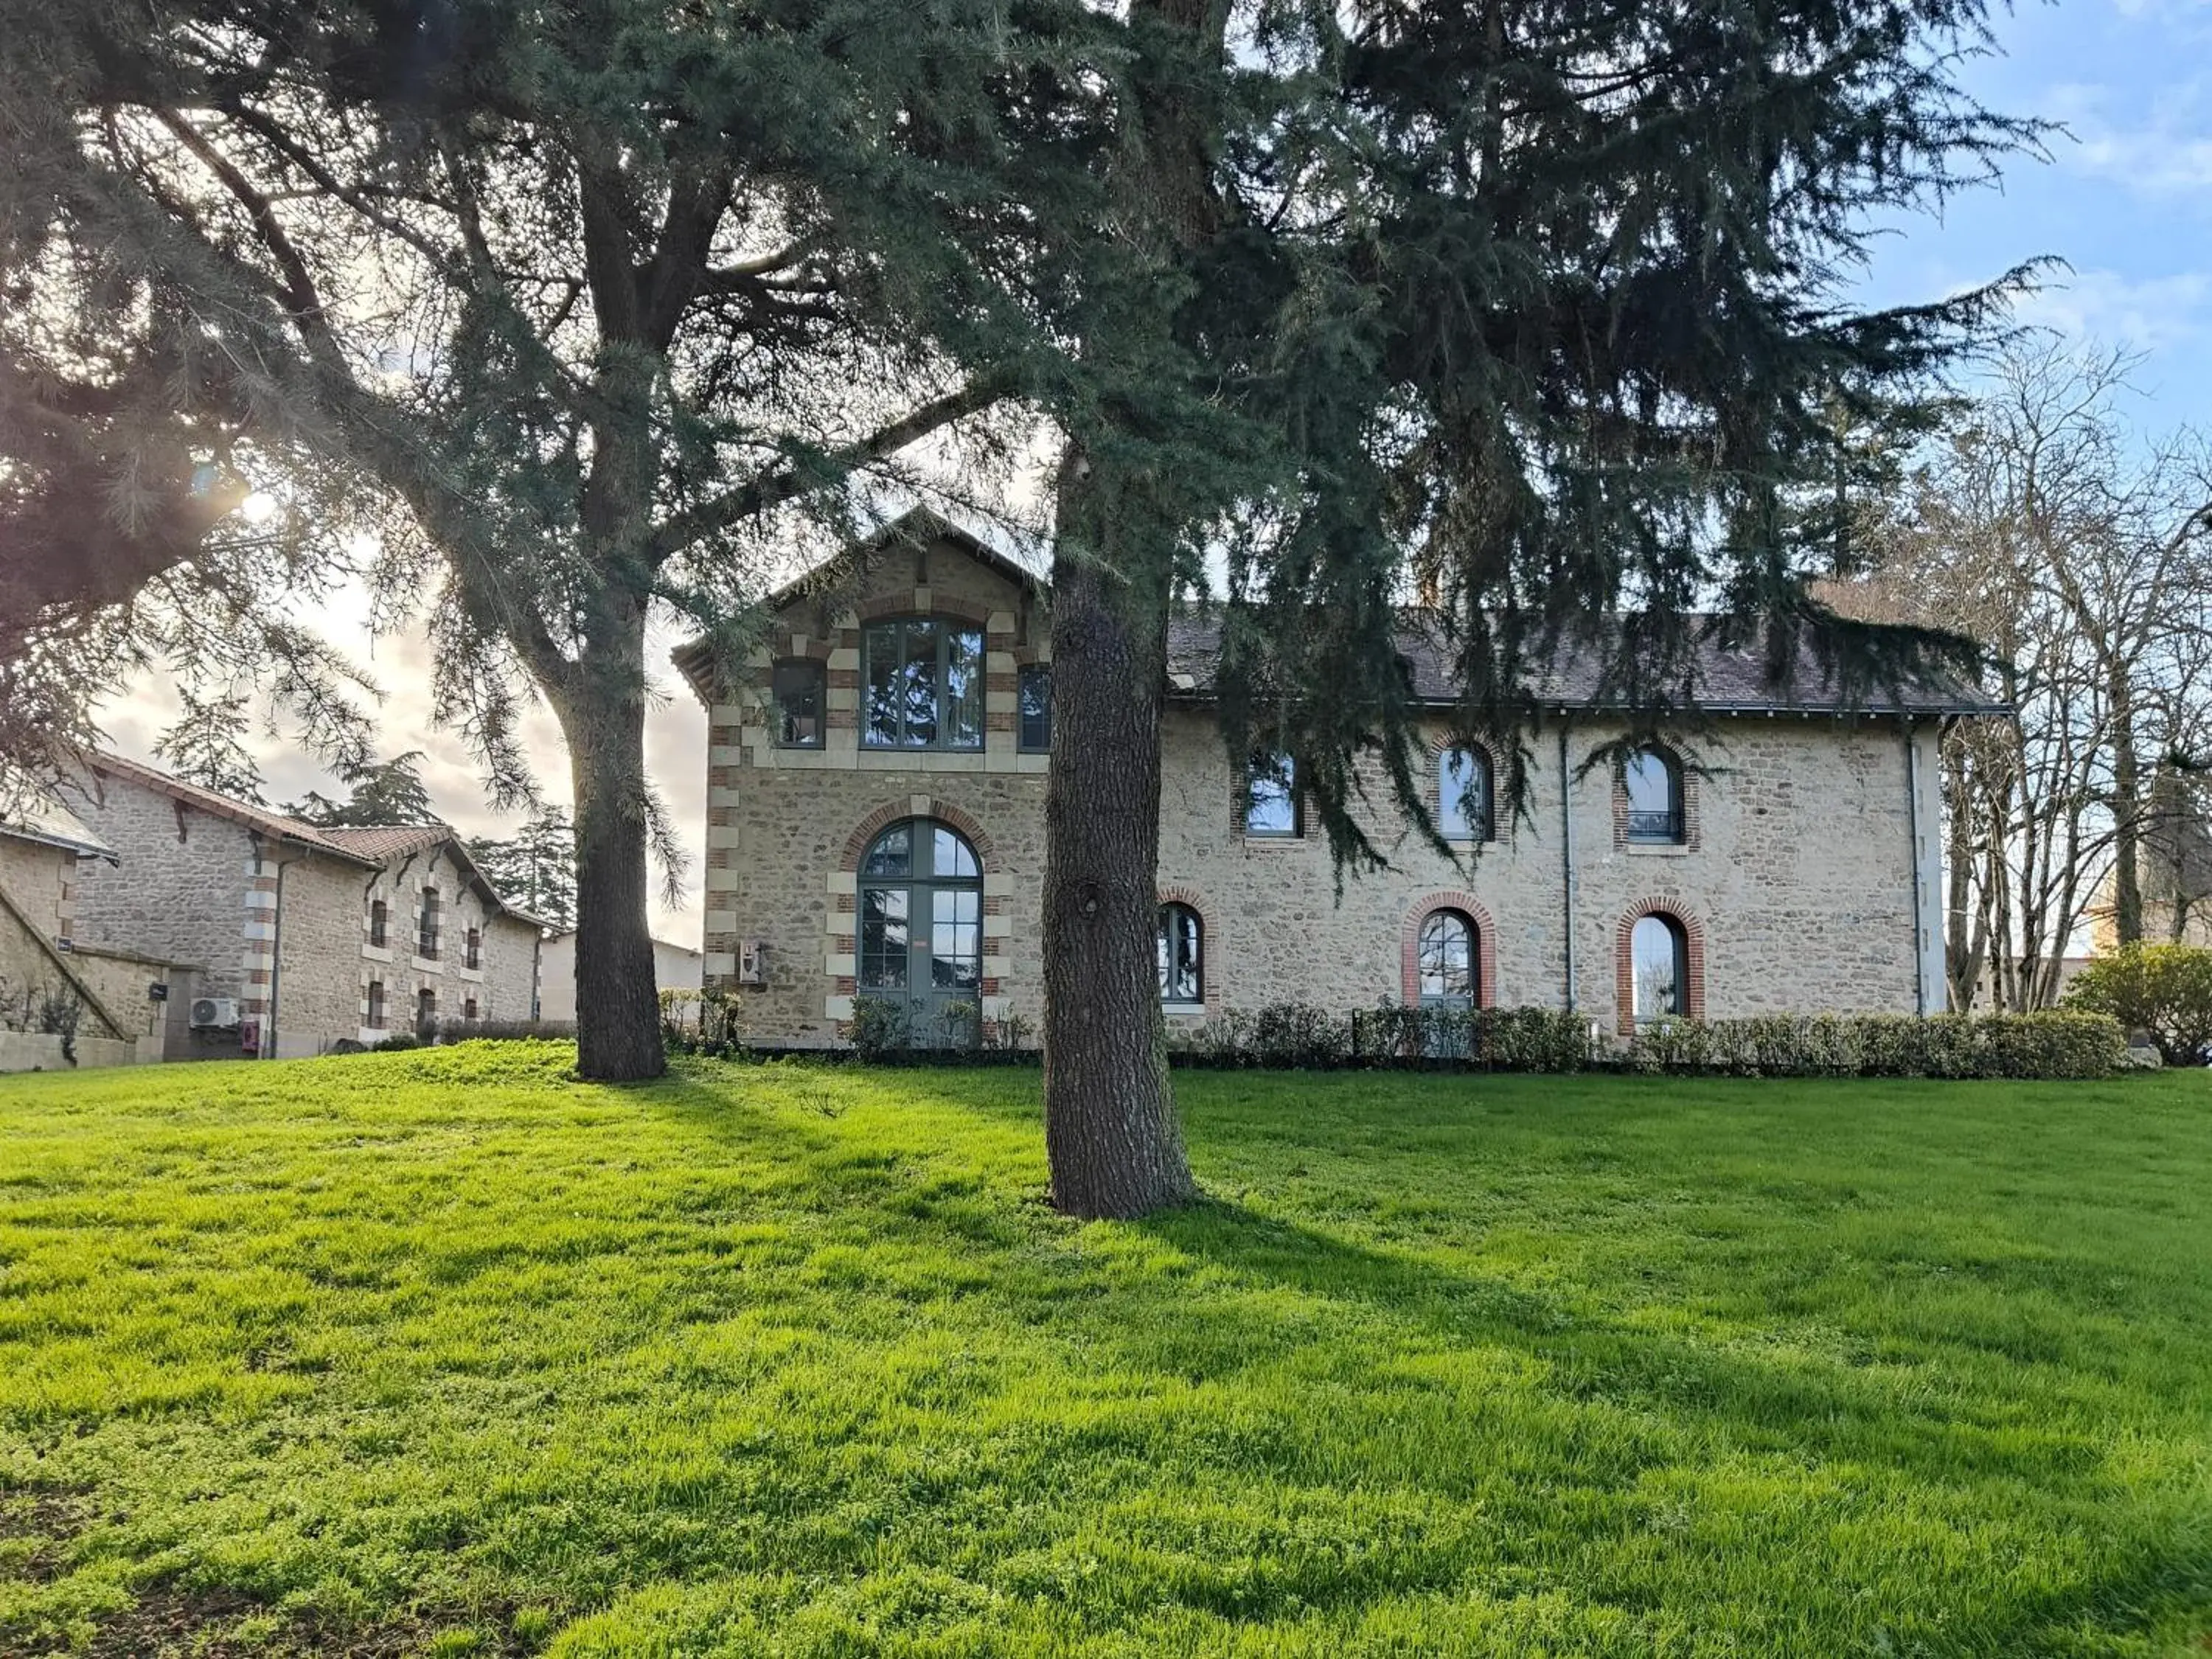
2012, 265, 2212, 350
97, 588, 711, 942
2046, 78, 2212, 199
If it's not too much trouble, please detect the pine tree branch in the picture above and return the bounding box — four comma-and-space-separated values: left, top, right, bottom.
647, 375, 1013, 562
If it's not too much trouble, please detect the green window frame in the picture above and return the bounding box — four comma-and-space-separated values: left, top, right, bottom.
861, 618, 984, 751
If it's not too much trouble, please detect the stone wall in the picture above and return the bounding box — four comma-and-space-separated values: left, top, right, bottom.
69, 773, 257, 1004
271, 852, 377, 1058
0, 835, 78, 942
696, 536, 1942, 1045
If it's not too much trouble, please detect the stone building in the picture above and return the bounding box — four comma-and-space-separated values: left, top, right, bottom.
679, 511, 1999, 1049
66, 754, 545, 1059
0, 809, 175, 1071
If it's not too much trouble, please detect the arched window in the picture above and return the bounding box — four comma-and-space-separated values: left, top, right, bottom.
1439, 747, 1492, 841
1416, 909, 1478, 1009
1631, 914, 1689, 1020
1158, 903, 1203, 1005
858, 819, 983, 1046
1624, 748, 1684, 844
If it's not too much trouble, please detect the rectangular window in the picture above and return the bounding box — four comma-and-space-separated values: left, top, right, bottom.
1245, 752, 1301, 838
366, 981, 386, 1029
417, 889, 442, 959
1018, 664, 1051, 751
771, 658, 826, 748
465, 927, 481, 970
862, 619, 984, 750
860, 888, 911, 989
417, 988, 437, 1028
464, 998, 479, 1021
368, 899, 387, 948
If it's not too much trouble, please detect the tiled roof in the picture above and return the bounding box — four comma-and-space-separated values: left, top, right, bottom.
82, 753, 384, 866
1166, 612, 2009, 718
316, 824, 456, 860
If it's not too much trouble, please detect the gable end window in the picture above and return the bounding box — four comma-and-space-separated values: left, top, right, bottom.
1018, 664, 1052, 752
1158, 903, 1203, 1006
1439, 747, 1492, 842
771, 659, 827, 748
1624, 748, 1685, 844
1244, 752, 1301, 838
862, 619, 984, 751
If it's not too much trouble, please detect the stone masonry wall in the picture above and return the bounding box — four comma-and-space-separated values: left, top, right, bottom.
698, 538, 1933, 1043
0, 836, 78, 943
69, 774, 257, 1006
272, 853, 375, 1058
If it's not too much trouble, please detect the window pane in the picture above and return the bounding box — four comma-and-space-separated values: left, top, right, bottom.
900, 619, 940, 747
861, 887, 911, 988
1018, 666, 1051, 750
1245, 754, 1298, 836
1418, 911, 1475, 1003
1158, 905, 1202, 1002
1440, 748, 1488, 840
1624, 751, 1683, 842
862, 824, 912, 877
943, 627, 983, 748
1632, 915, 1685, 1018
933, 826, 978, 880
863, 623, 902, 747
932, 887, 981, 989
773, 660, 824, 747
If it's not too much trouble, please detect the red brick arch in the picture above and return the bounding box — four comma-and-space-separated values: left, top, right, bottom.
1425, 734, 1500, 842
1615, 899, 1707, 1034
1155, 884, 1222, 1012
1400, 891, 1500, 1008
839, 799, 996, 874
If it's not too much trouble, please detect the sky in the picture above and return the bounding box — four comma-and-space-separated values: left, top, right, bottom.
92, 0, 2212, 946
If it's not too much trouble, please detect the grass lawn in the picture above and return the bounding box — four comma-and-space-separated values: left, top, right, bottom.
1, 1047, 2208, 1657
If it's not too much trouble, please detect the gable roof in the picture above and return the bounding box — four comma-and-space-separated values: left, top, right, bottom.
77, 754, 550, 929
80, 752, 385, 867
673, 506, 1042, 702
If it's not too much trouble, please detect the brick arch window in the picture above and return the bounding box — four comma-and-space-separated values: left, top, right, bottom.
1615, 900, 1707, 1034
840, 798, 995, 874
1431, 738, 1497, 843
1156, 886, 1218, 1012
1399, 892, 1500, 1009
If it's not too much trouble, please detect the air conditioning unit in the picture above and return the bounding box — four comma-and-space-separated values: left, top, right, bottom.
738, 939, 768, 988
190, 996, 240, 1029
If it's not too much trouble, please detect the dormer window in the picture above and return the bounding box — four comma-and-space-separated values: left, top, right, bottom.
861, 619, 984, 751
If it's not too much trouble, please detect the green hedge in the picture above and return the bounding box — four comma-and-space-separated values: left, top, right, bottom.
1164, 1003, 2128, 1079
2064, 944, 2212, 1065
1626, 1011, 2127, 1079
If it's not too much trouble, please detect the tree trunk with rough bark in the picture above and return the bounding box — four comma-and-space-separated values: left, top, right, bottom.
2110, 669, 2143, 946
552, 591, 666, 1082
1041, 460, 1194, 1218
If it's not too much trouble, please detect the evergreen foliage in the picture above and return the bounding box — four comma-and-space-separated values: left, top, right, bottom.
151, 688, 267, 804
465, 807, 578, 932
288, 751, 439, 828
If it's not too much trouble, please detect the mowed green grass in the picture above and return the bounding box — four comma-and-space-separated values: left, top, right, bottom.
1, 1048, 2208, 1657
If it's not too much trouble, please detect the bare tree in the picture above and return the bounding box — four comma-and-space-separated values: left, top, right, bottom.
1848, 343, 2212, 1008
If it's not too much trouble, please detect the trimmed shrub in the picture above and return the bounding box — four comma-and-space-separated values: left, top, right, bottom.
2064, 945, 2212, 1065
1625, 1010, 2125, 1079
1248, 1002, 1350, 1068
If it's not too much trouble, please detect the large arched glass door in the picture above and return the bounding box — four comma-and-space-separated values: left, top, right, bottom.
858, 819, 983, 1047
1416, 908, 1478, 1057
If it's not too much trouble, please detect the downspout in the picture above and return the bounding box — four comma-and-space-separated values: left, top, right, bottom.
1905, 718, 1927, 1016
1559, 723, 1577, 1012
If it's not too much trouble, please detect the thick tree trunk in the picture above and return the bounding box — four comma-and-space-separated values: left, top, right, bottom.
1041, 463, 1194, 1218
552, 594, 665, 1082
